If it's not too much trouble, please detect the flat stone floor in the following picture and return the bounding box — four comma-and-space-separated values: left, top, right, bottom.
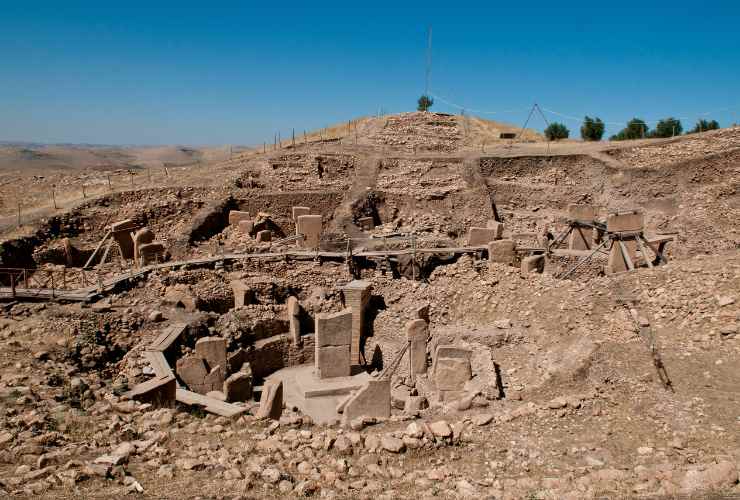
265, 364, 370, 424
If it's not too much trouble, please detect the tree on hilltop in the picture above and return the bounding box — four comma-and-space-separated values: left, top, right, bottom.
688, 119, 720, 134
651, 117, 682, 138
417, 95, 434, 112
544, 122, 569, 141
580, 116, 605, 141
610, 118, 649, 140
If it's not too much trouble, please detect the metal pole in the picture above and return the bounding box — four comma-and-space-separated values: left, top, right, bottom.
107, 175, 112, 191
52, 187, 57, 209
17, 203, 21, 227
10, 274, 16, 298
82, 184, 86, 198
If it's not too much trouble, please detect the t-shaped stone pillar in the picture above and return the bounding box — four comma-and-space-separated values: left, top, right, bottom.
341, 280, 372, 364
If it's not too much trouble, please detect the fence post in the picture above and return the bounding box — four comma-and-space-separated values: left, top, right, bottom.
148, 168, 151, 184
17, 202, 21, 227
82, 184, 87, 198
23, 269, 28, 288
164, 167, 169, 177
107, 175, 112, 191
292, 128, 295, 147
50, 272, 55, 298
130, 173, 134, 188
10, 274, 16, 298
52, 186, 57, 209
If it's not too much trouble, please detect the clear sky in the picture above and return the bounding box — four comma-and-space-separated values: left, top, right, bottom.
1, 1, 739, 145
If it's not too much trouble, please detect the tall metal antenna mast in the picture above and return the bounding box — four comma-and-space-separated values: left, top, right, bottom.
425, 26, 432, 95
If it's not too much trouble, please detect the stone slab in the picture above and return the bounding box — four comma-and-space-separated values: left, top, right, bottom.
224, 370, 253, 402
568, 226, 592, 250
341, 378, 391, 425
316, 345, 351, 379
228, 210, 250, 226
256, 379, 283, 420
238, 220, 254, 235
488, 239, 516, 265
606, 212, 644, 233
485, 220, 505, 238
126, 374, 176, 406
315, 309, 352, 347
568, 204, 596, 223
292, 206, 310, 221
435, 357, 472, 391
296, 214, 322, 249
256, 230, 271, 243
195, 337, 227, 371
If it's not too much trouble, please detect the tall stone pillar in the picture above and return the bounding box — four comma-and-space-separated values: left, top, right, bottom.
341, 280, 371, 365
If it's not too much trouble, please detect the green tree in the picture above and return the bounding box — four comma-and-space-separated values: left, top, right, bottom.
544, 122, 569, 141
610, 118, 649, 141
688, 119, 720, 134
417, 95, 434, 112
651, 117, 683, 138
580, 116, 605, 141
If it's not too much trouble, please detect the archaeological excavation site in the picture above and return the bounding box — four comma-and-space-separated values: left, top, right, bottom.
0, 112, 738, 499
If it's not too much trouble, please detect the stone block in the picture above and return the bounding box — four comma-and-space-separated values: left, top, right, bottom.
468, 227, 499, 246
341, 379, 391, 425
231, 280, 254, 308
195, 337, 227, 371
435, 357, 472, 391
358, 216, 374, 230
132, 228, 155, 267
227, 348, 248, 374
110, 219, 137, 259
126, 374, 176, 407
224, 370, 253, 402
404, 395, 429, 414
568, 204, 596, 223
607, 243, 630, 274
296, 215, 322, 249
287, 296, 301, 345
415, 303, 430, 323
176, 355, 208, 390
238, 220, 254, 235
315, 309, 352, 347
568, 225, 592, 250
228, 210, 250, 226
138, 242, 166, 266
488, 239, 516, 265
203, 365, 225, 394
292, 206, 311, 221
341, 280, 372, 365
256, 380, 283, 420
485, 220, 505, 239
256, 230, 271, 243
606, 212, 644, 233
406, 319, 428, 375
316, 345, 351, 379
521, 254, 545, 276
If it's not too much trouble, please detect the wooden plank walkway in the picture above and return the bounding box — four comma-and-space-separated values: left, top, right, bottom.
0, 245, 490, 302
148, 323, 188, 352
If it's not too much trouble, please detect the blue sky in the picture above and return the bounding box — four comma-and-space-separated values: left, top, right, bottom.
1, 1, 739, 145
